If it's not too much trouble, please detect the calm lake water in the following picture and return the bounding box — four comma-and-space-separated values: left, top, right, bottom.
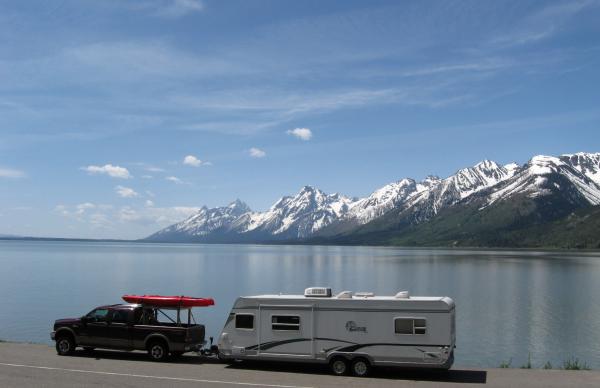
1, 240, 599, 369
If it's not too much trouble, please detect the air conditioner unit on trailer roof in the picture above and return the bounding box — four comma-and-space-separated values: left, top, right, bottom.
304, 287, 332, 297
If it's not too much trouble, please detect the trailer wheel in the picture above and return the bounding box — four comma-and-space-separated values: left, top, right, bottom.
330, 357, 349, 376
55, 335, 75, 356
147, 340, 169, 362
351, 358, 371, 377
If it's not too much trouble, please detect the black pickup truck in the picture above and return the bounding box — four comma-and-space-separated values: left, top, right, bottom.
51, 303, 206, 361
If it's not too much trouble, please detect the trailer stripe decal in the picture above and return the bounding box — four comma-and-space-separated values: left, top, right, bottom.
235, 306, 450, 313
245, 338, 449, 352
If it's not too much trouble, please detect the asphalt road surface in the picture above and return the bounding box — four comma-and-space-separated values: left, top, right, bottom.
1, 342, 599, 388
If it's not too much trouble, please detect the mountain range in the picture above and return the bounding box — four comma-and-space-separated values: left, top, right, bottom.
145, 152, 600, 248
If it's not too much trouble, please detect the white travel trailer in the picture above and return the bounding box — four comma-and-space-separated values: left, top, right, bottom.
218, 287, 455, 376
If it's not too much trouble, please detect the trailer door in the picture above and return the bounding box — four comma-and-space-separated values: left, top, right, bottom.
257, 304, 314, 358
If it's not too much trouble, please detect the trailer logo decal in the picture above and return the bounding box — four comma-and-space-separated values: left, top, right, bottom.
345, 321, 367, 333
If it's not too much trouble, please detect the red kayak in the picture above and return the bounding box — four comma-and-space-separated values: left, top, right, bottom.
122, 295, 215, 307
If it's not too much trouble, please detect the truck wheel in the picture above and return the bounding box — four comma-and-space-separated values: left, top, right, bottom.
351, 358, 371, 377
148, 341, 169, 362
330, 357, 349, 376
55, 335, 75, 356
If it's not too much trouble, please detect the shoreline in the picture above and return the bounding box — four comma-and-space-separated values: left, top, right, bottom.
2, 237, 600, 252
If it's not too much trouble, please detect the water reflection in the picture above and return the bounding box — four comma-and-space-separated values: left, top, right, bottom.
0, 241, 599, 368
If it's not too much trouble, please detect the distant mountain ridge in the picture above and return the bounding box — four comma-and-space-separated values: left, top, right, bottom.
145, 151, 600, 248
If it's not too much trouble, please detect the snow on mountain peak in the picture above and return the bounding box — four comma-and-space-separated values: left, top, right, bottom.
528, 155, 565, 175
504, 162, 520, 174
474, 159, 499, 170
560, 152, 600, 186
348, 179, 417, 223
227, 199, 251, 214
486, 153, 600, 206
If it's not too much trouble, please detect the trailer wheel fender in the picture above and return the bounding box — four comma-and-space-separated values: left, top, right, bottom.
327, 352, 373, 365
347, 352, 374, 365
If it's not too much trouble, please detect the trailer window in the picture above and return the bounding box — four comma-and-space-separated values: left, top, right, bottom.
235, 314, 254, 330
394, 318, 426, 335
272, 315, 300, 331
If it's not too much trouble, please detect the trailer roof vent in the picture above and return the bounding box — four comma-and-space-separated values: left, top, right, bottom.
355, 292, 375, 298
304, 287, 332, 297
395, 291, 410, 299
336, 291, 353, 299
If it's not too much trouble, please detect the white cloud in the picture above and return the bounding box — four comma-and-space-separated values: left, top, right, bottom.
117, 205, 200, 225
286, 127, 313, 141
166, 176, 183, 184
155, 0, 204, 18
53, 202, 201, 232
55, 202, 97, 218
0, 167, 25, 178
75, 202, 96, 215
82, 164, 131, 179
141, 175, 153, 179
115, 185, 139, 198
183, 154, 207, 167
145, 166, 165, 172
249, 147, 266, 158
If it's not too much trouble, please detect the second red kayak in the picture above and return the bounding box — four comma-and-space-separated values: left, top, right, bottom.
122, 294, 215, 307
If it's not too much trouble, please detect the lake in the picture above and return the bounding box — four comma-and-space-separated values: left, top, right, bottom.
0, 240, 599, 369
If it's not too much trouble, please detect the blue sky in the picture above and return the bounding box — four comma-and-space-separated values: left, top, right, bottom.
1, 0, 599, 239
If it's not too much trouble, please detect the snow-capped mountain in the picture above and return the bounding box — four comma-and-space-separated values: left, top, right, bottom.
234, 186, 355, 238
485, 154, 600, 206
145, 152, 600, 244
146, 199, 251, 241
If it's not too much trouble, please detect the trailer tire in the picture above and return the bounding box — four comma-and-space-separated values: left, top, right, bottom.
351, 357, 371, 377
330, 357, 349, 376
55, 334, 75, 356
147, 340, 169, 362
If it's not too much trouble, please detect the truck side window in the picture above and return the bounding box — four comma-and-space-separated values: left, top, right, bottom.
272, 315, 300, 331
87, 308, 109, 322
235, 314, 254, 329
394, 318, 426, 335
111, 310, 129, 324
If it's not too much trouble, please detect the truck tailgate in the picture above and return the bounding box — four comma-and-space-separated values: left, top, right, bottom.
186, 324, 205, 344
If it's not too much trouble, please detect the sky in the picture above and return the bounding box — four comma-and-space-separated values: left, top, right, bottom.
1, 0, 599, 239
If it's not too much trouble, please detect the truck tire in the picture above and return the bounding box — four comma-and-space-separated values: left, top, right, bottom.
329, 357, 349, 376
55, 335, 75, 356
148, 341, 169, 362
351, 358, 371, 377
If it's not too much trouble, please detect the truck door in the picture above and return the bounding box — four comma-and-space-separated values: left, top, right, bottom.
106, 309, 132, 348
80, 308, 110, 346
258, 305, 314, 358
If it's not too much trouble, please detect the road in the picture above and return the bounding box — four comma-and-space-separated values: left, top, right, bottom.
0, 342, 598, 388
